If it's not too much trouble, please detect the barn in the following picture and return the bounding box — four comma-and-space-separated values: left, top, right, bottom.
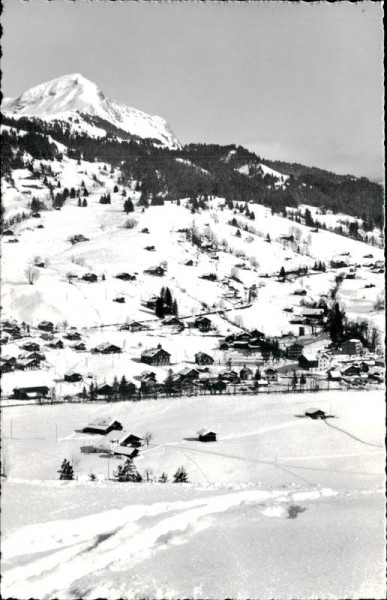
305, 408, 327, 420
82, 418, 123, 435
12, 386, 50, 400
118, 433, 143, 448
197, 429, 217, 442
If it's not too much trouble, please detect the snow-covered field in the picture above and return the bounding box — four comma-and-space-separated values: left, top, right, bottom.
1, 390, 385, 598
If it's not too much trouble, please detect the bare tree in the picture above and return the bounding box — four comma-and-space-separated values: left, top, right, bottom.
144, 467, 154, 482
25, 265, 40, 285
143, 432, 154, 447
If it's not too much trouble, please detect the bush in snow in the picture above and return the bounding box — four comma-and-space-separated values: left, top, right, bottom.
124, 218, 137, 229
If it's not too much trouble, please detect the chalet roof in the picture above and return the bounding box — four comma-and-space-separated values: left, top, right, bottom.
195, 351, 212, 358
299, 352, 317, 362
197, 429, 216, 436
85, 418, 119, 431
118, 433, 143, 444
139, 370, 157, 379
16, 358, 39, 367
141, 346, 170, 358
302, 308, 324, 316
195, 316, 212, 323
329, 370, 341, 379
178, 367, 200, 376
345, 338, 363, 344
305, 408, 325, 415
93, 342, 121, 352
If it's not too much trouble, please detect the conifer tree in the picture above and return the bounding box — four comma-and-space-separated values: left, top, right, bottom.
155, 297, 165, 319
58, 459, 74, 480
173, 466, 189, 483
124, 199, 134, 213
113, 459, 142, 482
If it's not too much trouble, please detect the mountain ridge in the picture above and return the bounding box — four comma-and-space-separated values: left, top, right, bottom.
2, 74, 181, 149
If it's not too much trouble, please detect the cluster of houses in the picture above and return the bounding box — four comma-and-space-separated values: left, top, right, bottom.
0, 319, 89, 376
79, 418, 217, 459
219, 329, 265, 351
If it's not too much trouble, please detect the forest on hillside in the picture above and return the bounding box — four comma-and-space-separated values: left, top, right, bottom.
1, 114, 384, 230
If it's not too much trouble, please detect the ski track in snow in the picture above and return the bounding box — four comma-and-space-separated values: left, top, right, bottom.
2, 487, 341, 599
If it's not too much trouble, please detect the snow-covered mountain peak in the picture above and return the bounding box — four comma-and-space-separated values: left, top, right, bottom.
3, 74, 181, 148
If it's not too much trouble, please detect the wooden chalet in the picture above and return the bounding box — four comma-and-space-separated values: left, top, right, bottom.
82, 273, 98, 282
120, 321, 147, 332
298, 353, 318, 370
197, 429, 217, 442
92, 343, 122, 354
328, 369, 342, 381
239, 366, 254, 380
177, 367, 200, 380
22, 351, 45, 361
250, 329, 265, 339
12, 386, 50, 400
1, 361, 14, 373
341, 339, 363, 356
48, 339, 64, 349
219, 369, 239, 383
118, 433, 143, 448
15, 358, 41, 370
143, 266, 166, 277
265, 367, 278, 382
64, 332, 82, 341
38, 321, 54, 332
163, 316, 184, 327
194, 317, 212, 332
64, 372, 83, 383
82, 418, 123, 435
195, 352, 214, 365
22, 342, 40, 352
115, 272, 136, 281
96, 384, 115, 396
73, 342, 86, 351
342, 365, 361, 377
286, 342, 305, 360
305, 408, 327, 420
141, 344, 171, 366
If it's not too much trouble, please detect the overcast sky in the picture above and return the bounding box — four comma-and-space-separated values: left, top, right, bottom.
2, 0, 384, 180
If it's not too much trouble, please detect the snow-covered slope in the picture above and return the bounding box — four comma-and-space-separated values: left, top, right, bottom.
237, 162, 289, 187
3, 74, 180, 148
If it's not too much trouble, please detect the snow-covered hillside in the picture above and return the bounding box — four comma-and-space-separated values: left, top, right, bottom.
3, 74, 180, 148
1, 391, 385, 599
